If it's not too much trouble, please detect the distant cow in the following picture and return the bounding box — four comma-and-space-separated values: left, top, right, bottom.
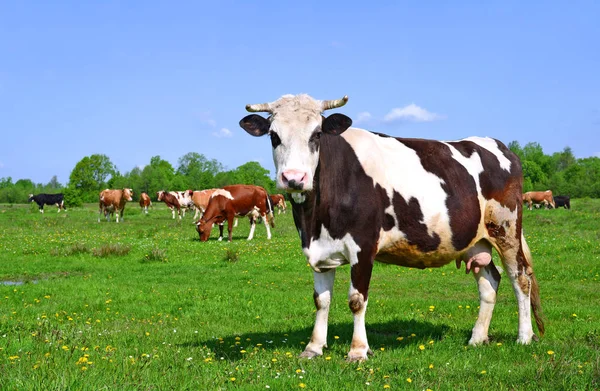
171, 190, 195, 217
191, 189, 218, 220
196, 185, 274, 242
553, 195, 571, 209
28, 193, 66, 213
240, 93, 544, 361
157, 191, 182, 219
98, 188, 133, 223
270, 194, 287, 214
523, 190, 555, 210
139, 192, 152, 214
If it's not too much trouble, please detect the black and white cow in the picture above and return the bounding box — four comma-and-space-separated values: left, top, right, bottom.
28, 193, 66, 213
240, 94, 544, 361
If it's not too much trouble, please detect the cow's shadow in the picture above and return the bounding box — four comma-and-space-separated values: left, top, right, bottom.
179, 319, 453, 362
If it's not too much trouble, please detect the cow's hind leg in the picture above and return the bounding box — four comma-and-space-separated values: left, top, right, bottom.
486, 206, 544, 344
300, 269, 336, 358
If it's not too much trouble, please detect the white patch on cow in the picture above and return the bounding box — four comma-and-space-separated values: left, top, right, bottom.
464, 136, 512, 172
303, 226, 361, 272
443, 142, 485, 194
212, 189, 234, 200
291, 193, 306, 203
341, 128, 452, 250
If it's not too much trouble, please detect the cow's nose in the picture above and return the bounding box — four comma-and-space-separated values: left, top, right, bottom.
281, 170, 307, 190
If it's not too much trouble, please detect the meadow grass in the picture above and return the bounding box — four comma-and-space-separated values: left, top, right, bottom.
0, 200, 599, 390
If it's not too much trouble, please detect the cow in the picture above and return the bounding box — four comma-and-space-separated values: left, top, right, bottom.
171, 190, 195, 217
28, 193, 66, 213
157, 191, 182, 219
98, 188, 133, 223
240, 94, 544, 362
191, 189, 218, 220
195, 185, 274, 242
270, 193, 287, 214
523, 190, 555, 210
139, 192, 152, 214
553, 195, 571, 209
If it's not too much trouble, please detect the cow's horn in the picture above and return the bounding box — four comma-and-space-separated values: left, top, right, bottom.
245, 102, 272, 113
321, 95, 348, 111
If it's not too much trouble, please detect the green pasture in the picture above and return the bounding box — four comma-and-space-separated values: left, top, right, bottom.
0, 200, 599, 390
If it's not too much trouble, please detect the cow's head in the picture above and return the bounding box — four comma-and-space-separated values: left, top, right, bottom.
157, 191, 164, 201
124, 188, 133, 201
240, 94, 352, 192
195, 219, 211, 242
28, 194, 34, 202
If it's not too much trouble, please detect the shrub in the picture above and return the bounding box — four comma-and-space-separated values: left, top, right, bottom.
92, 244, 130, 257
141, 247, 167, 263
223, 248, 239, 263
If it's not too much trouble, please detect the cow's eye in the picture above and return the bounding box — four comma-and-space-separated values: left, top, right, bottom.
270, 132, 281, 148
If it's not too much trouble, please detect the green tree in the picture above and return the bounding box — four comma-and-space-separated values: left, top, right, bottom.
177, 152, 224, 189
69, 154, 117, 202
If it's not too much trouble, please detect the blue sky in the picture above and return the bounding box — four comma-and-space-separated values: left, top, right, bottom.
1, 1, 599, 185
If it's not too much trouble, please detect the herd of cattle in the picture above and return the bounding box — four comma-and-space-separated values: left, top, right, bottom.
27, 185, 287, 242
522, 190, 571, 210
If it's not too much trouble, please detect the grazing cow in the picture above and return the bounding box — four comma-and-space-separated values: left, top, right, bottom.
196, 185, 274, 242
171, 190, 195, 217
157, 191, 182, 219
191, 189, 218, 220
240, 94, 544, 361
28, 193, 66, 213
139, 192, 152, 213
553, 195, 571, 209
523, 190, 555, 210
98, 188, 133, 223
270, 193, 287, 214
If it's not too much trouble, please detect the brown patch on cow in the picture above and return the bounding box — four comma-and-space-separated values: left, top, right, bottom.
313, 290, 321, 310
485, 221, 506, 239
400, 139, 480, 251
517, 274, 530, 295
348, 292, 364, 314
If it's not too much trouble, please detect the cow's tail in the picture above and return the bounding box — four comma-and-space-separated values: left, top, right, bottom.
522, 232, 545, 337
265, 193, 275, 228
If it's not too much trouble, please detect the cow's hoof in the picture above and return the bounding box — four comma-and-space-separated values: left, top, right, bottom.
299, 349, 321, 359
346, 353, 367, 362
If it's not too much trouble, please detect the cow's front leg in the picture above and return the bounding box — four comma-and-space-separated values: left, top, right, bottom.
247, 217, 256, 240
227, 216, 234, 242
218, 223, 224, 241
347, 249, 376, 362
300, 269, 336, 358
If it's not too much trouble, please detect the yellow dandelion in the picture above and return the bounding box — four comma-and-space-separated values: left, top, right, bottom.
240, 350, 247, 354
325, 356, 331, 360
419, 345, 425, 351
296, 369, 302, 373
496, 342, 502, 346
572, 314, 577, 317
396, 336, 404, 341
384, 386, 390, 389
547, 350, 555, 355
230, 377, 236, 382
299, 383, 306, 388
81, 366, 88, 371
272, 358, 277, 362
334, 336, 339, 339
407, 377, 412, 383
481, 370, 487, 374
380, 347, 385, 351
429, 363, 434, 369
62, 346, 69, 351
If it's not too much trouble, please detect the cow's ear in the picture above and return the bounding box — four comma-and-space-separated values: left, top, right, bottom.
240, 115, 270, 137
322, 113, 352, 136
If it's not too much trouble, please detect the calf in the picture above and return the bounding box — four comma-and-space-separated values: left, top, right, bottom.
191, 189, 218, 220
28, 193, 66, 213
241, 94, 544, 361
139, 192, 152, 214
553, 195, 571, 209
196, 185, 274, 242
270, 193, 287, 214
171, 190, 195, 217
523, 190, 555, 210
98, 188, 133, 223
157, 191, 182, 219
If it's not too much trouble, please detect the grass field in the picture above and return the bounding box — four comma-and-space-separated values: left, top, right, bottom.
1, 199, 599, 390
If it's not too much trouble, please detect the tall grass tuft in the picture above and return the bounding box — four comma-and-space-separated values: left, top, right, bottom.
92, 243, 131, 257
223, 248, 239, 263
141, 247, 168, 263
49, 243, 90, 256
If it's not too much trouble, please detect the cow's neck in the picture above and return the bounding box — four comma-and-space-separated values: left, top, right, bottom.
289, 162, 323, 250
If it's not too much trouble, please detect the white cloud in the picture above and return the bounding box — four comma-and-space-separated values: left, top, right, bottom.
213, 128, 232, 138
354, 112, 372, 124
384, 104, 444, 123
198, 111, 217, 127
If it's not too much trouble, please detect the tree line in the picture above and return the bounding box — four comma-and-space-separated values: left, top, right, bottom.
1, 142, 599, 206
0, 152, 277, 207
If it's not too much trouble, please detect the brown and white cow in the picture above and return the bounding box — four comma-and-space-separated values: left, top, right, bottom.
191, 189, 218, 220
98, 188, 133, 223
523, 190, 555, 210
139, 192, 152, 214
196, 185, 274, 242
157, 190, 182, 219
171, 190, 195, 217
240, 94, 544, 361
270, 193, 287, 214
